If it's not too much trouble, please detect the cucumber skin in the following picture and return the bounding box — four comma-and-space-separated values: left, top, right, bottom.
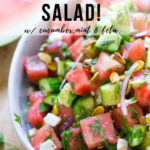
57, 61, 65, 77
145, 49, 150, 69
73, 96, 94, 122
100, 83, 120, 106
39, 78, 61, 95
43, 94, 58, 105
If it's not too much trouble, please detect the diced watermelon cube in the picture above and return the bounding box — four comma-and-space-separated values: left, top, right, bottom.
66, 65, 99, 95
123, 39, 145, 62
27, 99, 44, 128
59, 104, 73, 122
24, 56, 49, 83
112, 103, 143, 129
132, 70, 150, 106
94, 52, 124, 82
80, 113, 117, 149
29, 91, 44, 104
31, 124, 62, 150
44, 42, 64, 59
69, 127, 84, 150
69, 38, 95, 61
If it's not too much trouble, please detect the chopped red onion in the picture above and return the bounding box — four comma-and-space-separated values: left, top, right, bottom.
59, 118, 74, 132
123, 42, 132, 58
120, 61, 138, 115
54, 57, 60, 63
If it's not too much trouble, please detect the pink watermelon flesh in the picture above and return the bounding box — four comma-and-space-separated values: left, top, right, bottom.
80, 113, 117, 149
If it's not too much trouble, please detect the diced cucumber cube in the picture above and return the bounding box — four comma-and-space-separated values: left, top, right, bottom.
39, 78, 61, 96
58, 83, 76, 107
94, 32, 122, 53
57, 60, 65, 77
43, 94, 58, 105
73, 96, 94, 122
100, 83, 120, 106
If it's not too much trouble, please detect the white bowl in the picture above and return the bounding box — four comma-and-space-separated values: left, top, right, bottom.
8, 0, 79, 149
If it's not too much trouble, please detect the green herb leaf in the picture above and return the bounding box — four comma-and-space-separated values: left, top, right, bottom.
39, 102, 50, 113
14, 113, 22, 127
131, 112, 138, 120
90, 119, 101, 136
128, 106, 136, 112
100, 129, 104, 138
61, 129, 73, 150
60, 42, 70, 58
0, 133, 4, 146
125, 59, 133, 69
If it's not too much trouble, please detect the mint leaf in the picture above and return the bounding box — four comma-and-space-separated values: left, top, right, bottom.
61, 129, 73, 150
14, 113, 22, 127
125, 59, 133, 69
90, 119, 100, 136
60, 42, 70, 58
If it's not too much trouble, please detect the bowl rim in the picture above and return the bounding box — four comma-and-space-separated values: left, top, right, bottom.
8, 35, 34, 150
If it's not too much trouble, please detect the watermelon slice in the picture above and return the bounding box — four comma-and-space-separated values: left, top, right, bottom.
0, 0, 45, 46
80, 113, 117, 149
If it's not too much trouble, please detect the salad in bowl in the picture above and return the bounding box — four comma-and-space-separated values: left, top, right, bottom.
10, 0, 150, 150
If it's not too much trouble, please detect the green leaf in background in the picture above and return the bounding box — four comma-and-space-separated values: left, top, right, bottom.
0, 133, 4, 146
14, 113, 22, 127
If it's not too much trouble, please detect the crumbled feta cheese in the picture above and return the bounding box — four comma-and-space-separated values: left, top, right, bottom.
146, 113, 150, 118
117, 99, 137, 107
29, 128, 37, 136
44, 113, 61, 127
144, 37, 150, 48
117, 139, 128, 150
48, 32, 62, 43
40, 139, 56, 150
